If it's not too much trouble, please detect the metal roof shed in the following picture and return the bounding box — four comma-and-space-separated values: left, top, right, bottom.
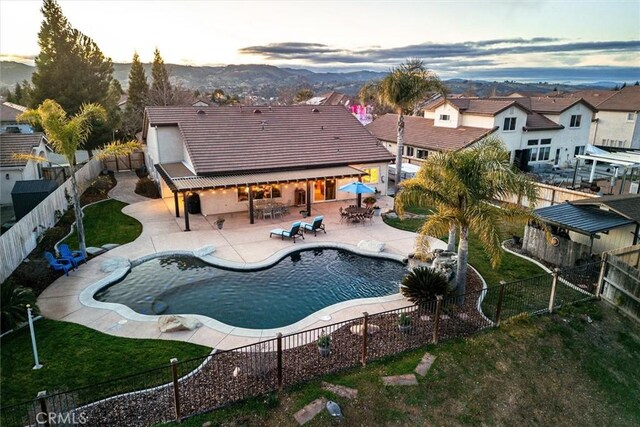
11, 179, 58, 220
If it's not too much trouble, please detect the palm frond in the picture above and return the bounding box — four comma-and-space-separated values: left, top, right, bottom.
95, 141, 142, 160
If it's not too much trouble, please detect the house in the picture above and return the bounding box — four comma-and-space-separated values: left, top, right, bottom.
366, 95, 597, 171
0, 133, 52, 205
523, 193, 640, 266
1, 101, 33, 134
142, 105, 394, 228
305, 91, 352, 107
568, 86, 640, 149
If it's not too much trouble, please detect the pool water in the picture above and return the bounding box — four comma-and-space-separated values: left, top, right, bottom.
94, 248, 407, 329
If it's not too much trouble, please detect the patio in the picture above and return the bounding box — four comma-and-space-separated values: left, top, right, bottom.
37, 172, 445, 349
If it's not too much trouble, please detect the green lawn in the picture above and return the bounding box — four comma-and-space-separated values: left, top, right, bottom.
64, 199, 142, 248
1, 319, 210, 407
178, 302, 640, 426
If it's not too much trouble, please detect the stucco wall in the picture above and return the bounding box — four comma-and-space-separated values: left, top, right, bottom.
592, 110, 638, 148
433, 104, 461, 128
569, 223, 637, 255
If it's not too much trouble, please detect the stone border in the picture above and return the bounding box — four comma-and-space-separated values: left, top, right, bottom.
501, 240, 552, 273
79, 243, 410, 338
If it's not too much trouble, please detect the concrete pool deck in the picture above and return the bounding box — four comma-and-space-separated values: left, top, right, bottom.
37, 171, 446, 350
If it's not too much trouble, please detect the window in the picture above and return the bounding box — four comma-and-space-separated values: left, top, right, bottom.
416, 149, 428, 160
529, 148, 538, 162
527, 139, 553, 161
527, 139, 539, 146
538, 147, 550, 161
238, 185, 281, 202
503, 117, 517, 131
627, 112, 636, 122
570, 115, 582, 128
439, 114, 450, 121
574, 145, 585, 156
541, 138, 551, 145
362, 167, 379, 184
404, 146, 414, 157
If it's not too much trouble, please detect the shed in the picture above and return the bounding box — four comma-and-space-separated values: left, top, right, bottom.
11, 180, 59, 220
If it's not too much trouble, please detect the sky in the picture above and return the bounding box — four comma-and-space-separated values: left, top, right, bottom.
1, 0, 639, 82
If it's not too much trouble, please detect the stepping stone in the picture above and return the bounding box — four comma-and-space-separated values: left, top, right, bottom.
382, 374, 418, 386
457, 313, 469, 321
102, 243, 120, 250
322, 382, 358, 399
86, 246, 107, 256
440, 314, 450, 320
415, 352, 437, 377
294, 397, 327, 425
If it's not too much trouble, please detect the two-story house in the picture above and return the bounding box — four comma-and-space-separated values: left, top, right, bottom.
0, 133, 52, 205
366, 96, 596, 171
142, 105, 393, 227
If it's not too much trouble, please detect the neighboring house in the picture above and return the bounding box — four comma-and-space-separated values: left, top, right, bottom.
367, 96, 596, 170
142, 105, 394, 227
569, 86, 640, 149
0, 133, 52, 205
523, 194, 640, 266
305, 91, 352, 107
0, 101, 33, 134
192, 98, 214, 107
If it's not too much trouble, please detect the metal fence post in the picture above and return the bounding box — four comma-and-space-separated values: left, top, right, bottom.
37, 391, 50, 427
361, 312, 369, 366
276, 333, 283, 390
495, 281, 506, 327
595, 253, 609, 299
548, 268, 560, 313
433, 295, 443, 344
170, 358, 181, 423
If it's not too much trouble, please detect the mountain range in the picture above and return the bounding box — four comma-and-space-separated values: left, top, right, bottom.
0, 61, 615, 100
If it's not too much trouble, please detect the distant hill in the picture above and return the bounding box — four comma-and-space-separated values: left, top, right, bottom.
0, 61, 614, 100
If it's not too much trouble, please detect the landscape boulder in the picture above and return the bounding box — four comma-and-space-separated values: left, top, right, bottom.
357, 240, 385, 253
158, 315, 202, 332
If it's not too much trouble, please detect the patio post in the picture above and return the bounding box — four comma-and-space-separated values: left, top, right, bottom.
174, 191, 180, 218
306, 180, 311, 215
182, 192, 190, 231
248, 186, 255, 224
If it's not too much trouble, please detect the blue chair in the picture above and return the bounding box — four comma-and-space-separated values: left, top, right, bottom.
269, 221, 304, 243
44, 252, 74, 276
59, 243, 86, 268
301, 216, 326, 236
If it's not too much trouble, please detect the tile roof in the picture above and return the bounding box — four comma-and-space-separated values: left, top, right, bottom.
594, 86, 640, 112
524, 112, 564, 131
144, 105, 393, 175
567, 90, 616, 108
534, 203, 635, 235
446, 98, 529, 115
1, 102, 27, 122
569, 194, 640, 223
366, 114, 497, 152
525, 97, 597, 114
0, 133, 45, 168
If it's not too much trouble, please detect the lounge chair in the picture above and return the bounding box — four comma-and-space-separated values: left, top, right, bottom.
301, 216, 326, 236
59, 243, 86, 268
269, 221, 304, 243
44, 251, 74, 276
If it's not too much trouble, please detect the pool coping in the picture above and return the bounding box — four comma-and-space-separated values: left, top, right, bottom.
79, 242, 410, 338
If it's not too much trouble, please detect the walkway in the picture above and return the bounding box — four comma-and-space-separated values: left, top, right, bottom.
37, 172, 445, 349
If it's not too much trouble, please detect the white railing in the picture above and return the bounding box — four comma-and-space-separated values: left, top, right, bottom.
0, 159, 102, 283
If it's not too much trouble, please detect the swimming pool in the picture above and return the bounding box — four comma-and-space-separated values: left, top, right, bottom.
94, 248, 408, 329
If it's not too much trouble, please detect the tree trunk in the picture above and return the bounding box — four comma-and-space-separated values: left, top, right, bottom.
447, 224, 456, 252
456, 226, 469, 303
395, 114, 405, 187
70, 166, 87, 258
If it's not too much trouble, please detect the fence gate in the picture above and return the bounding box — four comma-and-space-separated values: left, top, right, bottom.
102, 150, 145, 172
600, 245, 640, 323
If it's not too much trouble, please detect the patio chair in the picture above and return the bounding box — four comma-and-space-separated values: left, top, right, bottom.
339, 207, 349, 223
269, 221, 304, 243
59, 243, 86, 268
272, 206, 283, 219
301, 216, 326, 236
44, 251, 74, 276
263, 206, 273, 220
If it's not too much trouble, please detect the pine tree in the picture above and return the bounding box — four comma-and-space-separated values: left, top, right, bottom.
149, 48, 173, 106
13, 83, 23, 105
123, 52, 149, 136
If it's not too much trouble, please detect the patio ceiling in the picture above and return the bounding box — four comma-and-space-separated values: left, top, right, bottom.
155, 163, 367, 192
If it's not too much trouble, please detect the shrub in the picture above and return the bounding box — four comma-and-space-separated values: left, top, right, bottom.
1, 281, 37, 332
317, 332, 330, 348
135, 177, 160, 199
400, 267, 449, 307
398, 313, 411, 326
362, 196, 377, 206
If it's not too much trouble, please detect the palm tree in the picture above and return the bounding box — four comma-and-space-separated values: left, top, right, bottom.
396, 137, 538, 299
362, 59, 446, 186
18, 99, 140, 257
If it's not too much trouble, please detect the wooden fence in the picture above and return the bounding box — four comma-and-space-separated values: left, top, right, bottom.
0, 159, 102, 283
600, 245, 640, 323
499, 182, 597, 208
101, 150, 145, 172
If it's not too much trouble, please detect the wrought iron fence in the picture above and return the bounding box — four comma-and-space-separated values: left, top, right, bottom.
1, 262, 602, 426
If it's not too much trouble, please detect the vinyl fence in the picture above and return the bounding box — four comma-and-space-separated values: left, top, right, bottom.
0, 262, 601, 427
498, 182, 597, 208
0, 159, 102, 283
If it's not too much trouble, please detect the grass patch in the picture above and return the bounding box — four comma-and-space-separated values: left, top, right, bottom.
1, 319, 210, 407
64, 199, 142, 248
178, 302, 640, 426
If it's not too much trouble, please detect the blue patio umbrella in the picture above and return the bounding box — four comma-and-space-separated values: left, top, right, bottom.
338, 181, 375, 207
